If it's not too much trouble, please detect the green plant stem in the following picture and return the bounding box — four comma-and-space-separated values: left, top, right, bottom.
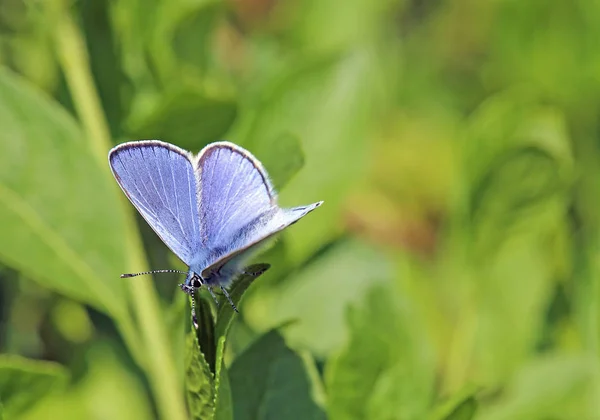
53, 12, 187, 420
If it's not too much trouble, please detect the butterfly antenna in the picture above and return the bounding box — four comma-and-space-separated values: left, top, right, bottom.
220, 286, 238, 313
120, 269, 187, 278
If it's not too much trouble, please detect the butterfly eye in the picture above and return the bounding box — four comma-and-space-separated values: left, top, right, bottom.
192, 277, 202, 288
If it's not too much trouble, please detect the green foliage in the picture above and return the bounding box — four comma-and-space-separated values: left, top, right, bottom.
326, 284, 435, 420
0, 355, 68, 418
185, 332, 215, 419
129, 91, 237, 150
477, 355, 598, 420
229, 329, 326, 420
185, 265, 272, 419
2, 0, 600, 419
0, 68, 128, 315
429, 386, 479, 420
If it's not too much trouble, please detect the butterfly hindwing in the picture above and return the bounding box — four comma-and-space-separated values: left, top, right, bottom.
109, 141, 202, 265
196, 142, 277, 251
200, 202, 323, 283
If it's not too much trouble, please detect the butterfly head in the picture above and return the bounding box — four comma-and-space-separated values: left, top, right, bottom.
180, 270, 203, 295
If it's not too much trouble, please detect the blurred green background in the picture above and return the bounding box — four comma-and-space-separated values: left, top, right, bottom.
1, 0, 600, 419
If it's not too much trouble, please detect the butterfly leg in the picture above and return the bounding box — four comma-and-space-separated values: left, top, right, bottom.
206, 286, 220, 308
220, 286, 239, 313
190, 288, 198, 329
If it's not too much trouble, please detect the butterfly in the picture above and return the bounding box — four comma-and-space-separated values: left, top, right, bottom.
108, 140, 322, 314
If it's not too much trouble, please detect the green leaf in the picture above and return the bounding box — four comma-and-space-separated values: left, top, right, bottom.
0, 67, 129, 316
429, 386, 479, 420
244, 239, 392, 356
18, 343, 154, 420
229, 330, 326, 420
288, 0, 393, 54
194, 293, 217, 373
253, 132, 306, 191
171, 2, 222, 72
215, 263, 270, 343
326, 284, 435, 420
443, 397, 477, 420
0, 355, 68, 418
80, 0, 127, 137
129, 90, 237, 151
237, 47, 388, 263
186, 264, 270, 420
477, 355, 598, 420
185, 331, 216, 420
213, 336, 233, 420
465, 92, 574, 257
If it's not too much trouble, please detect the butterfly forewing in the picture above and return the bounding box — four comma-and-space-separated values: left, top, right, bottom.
109, 141, 202, 265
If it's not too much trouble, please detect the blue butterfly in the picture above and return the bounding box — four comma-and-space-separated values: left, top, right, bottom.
108, 140, 322, 313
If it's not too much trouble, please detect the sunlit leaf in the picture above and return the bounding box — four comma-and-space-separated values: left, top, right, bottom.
465, 92, 573, 257
478, 355, 599, 420
185, 331, 215, 420
237, 47, 388, 263
429, 385, 479, 420
326, 284, 435, 420
245, 239, 392, 356
19, 344, 154, 420
0, 67, 128, 316
286, 0, 393, 54
213, 336, 233, 420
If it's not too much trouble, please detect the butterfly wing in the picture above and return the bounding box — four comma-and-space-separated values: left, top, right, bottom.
201, 201, 323, 282
195, 141, 278, 251
109, 141, 202, 265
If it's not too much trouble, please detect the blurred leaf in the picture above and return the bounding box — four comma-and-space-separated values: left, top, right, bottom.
428, 386, 479, 420
80, 0, 127, 137
20, 343, 154, 420
0, 67, 129, 316
171, 2, 222, 72
0, 355, 68, 418
484, 1, 600, 105
129, 90, 237, 151
326, 284, 435, 420
463, 93, 575, 386
0, 1, 59, 92
287, 0, 393, 54
245, 239, 392, 356
214, 336, 233, 420
0, 402, 3, 420
478, 355, 599, 420
251, 132, 305, 191
238, 47, 388, 263
185, 332, 215, 420
465, 92, 573, 256
229, 329, 326, 420
470, 232, 558, 387
443, 398, 476, 420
